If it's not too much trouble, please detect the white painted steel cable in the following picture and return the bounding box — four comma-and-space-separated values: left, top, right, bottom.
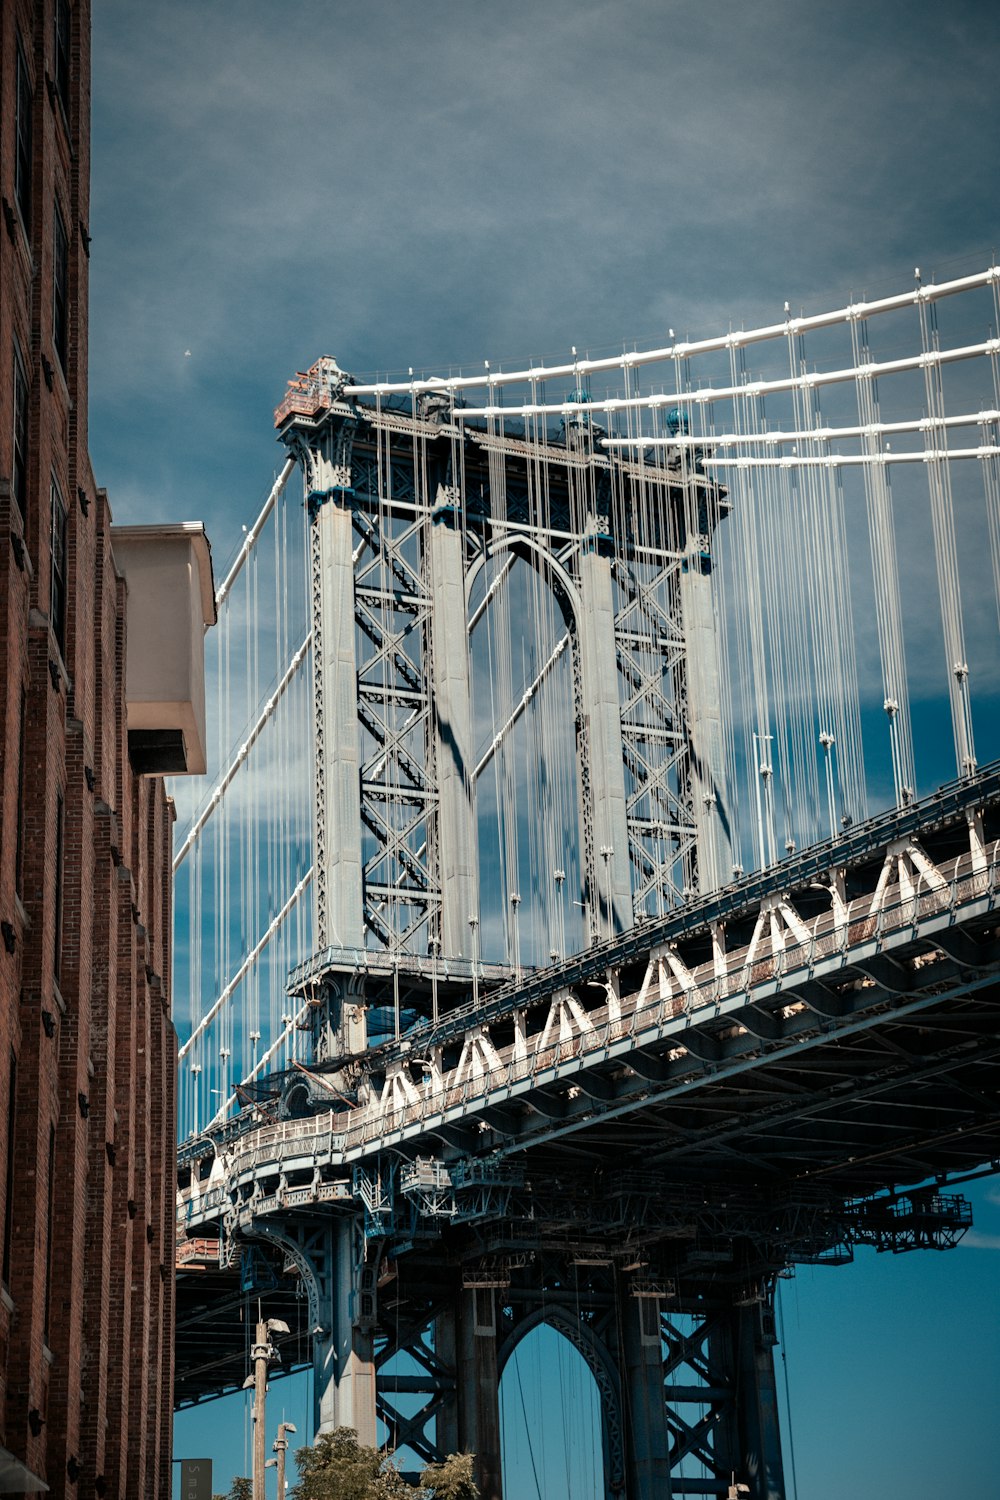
178, 871, 314, 1061
918, 293, 976, 779
989, 283, 1000, 629
602, 409, 1000, 450
173, 635, 312, 872
451, 340, 1000, 421
215, 457, 296, 608
700, 447, 1000, 468
852, 315, 915, 807
205, 996, 313, 1130
175, 454, 314, 1139
345, 266, 1000, 397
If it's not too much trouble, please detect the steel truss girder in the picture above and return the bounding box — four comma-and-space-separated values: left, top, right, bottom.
180, 777, 1000, 1245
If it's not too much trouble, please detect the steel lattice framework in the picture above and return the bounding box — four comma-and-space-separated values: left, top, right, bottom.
276, 359, 731, 1040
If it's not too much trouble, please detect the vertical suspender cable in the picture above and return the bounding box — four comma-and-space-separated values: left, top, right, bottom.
918, 290, 976, 778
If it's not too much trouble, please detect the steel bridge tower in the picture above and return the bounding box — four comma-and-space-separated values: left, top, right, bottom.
277, 358, 731, 1045
263, 357, 748, 1496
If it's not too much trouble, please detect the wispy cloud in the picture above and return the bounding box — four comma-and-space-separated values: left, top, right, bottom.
89, 0, 1000, 537
960, 1230, 1000, 1251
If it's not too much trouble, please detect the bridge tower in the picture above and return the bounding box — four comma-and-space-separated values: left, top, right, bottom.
258, 357, 763, 1497
275, 358, 732, 1051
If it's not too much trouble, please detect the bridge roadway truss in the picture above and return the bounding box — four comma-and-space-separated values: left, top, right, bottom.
177, 763, 1000, 1500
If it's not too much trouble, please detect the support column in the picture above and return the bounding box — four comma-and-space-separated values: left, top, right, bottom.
312, 490, 365, 952
313, 1218, 377, 1447
679, 534, 731, 894
436, 1289, 502, 1500
708, 1297, 786, 1500
734, 1301, 785, 1500
618, 1291, 672, 1500
428, 488, 478, 959
314, 974, 367, 1067
577, 527, 633, 938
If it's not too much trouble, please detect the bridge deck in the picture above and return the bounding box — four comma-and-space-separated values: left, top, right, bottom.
176, 765, 1000, 1404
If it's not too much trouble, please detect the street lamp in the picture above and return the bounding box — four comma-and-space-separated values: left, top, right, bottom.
270, 1421, 297, 1499
245, 1319, 290, 1500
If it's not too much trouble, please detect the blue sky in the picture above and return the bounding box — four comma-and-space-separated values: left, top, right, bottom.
85, 2, 1000, 1495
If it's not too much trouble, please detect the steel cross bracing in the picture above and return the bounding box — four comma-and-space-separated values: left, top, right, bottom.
176, 767, 1000, 1498
614, 552, 696, 909
275, 371, 729, 1028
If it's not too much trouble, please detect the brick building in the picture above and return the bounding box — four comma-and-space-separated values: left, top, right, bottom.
0, 3, 213, 1495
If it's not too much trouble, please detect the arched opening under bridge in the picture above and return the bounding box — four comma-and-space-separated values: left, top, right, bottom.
498, 1318, 608, 1500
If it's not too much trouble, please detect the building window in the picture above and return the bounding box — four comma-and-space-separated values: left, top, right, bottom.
12, 344, 28, 523
53, 204, 68, 371
50, 478, 68, 653
43, 1123, 55, 1342
2, 1052, 15, 1287
15, 690, 26, 899
54, 0, 71, 121
15, 40, 32, 230
53, 794, 64, 985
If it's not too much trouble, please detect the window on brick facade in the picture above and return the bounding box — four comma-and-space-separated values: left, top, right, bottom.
2, 1052, 15, 1287
15, 39, 32, 230
54, 0, 71, 120
15, 690, 26, 900
54, 793, 65, 986
53, 203, 69, 371
50, 477, 68, 653
12, 343, 28, 523
43, 1122, 55, 1342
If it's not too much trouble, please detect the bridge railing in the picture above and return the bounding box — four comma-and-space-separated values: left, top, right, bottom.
177, 844, 997, 1221
373, 848, 992, 1133
351, 763, 1000, 1066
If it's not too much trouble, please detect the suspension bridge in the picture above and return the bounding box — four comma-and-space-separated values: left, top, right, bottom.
172, 261, 1000, 1499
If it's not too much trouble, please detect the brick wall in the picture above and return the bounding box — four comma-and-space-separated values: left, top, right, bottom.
0, 6, 178, 1497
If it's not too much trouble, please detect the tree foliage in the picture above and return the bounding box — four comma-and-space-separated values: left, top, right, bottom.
419, 1452, 479, 1500
212, 1479, 253, 1500
291, 1428, 416, 1500
289, 1430, 479, 1500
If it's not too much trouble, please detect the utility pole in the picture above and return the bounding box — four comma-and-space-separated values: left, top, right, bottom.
244, 1318, 289, 1500
268, 1422, 297, 1500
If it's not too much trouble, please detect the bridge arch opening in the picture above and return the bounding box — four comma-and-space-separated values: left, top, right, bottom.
498, 1318, 610, 1500
468, 541, 587, 967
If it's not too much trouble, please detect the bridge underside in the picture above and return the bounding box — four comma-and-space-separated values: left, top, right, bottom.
176, 771, 1000, 1497
490, 965, 1000, 1198
177, 932, 999, 1383
174, 1261, 309, 1406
